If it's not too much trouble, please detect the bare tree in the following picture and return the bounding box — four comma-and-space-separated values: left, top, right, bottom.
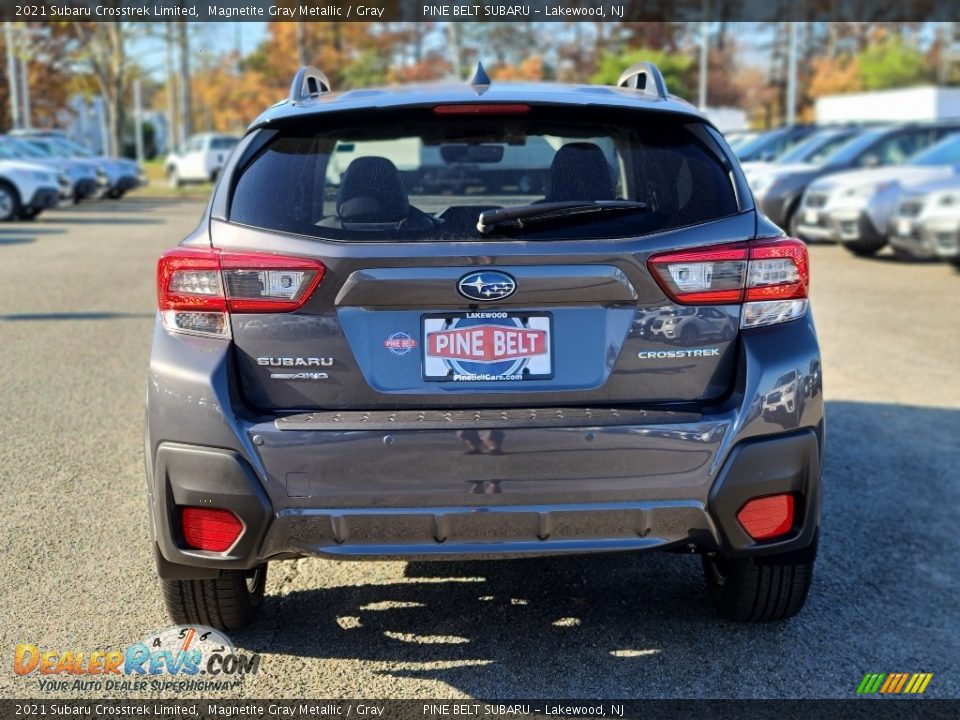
71, 23, 129, 155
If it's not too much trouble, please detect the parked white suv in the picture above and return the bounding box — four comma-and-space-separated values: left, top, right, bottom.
165, 133, 239, 187
0, 159, 61, 221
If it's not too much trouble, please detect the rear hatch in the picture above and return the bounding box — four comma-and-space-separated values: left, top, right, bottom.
212, 103, 753, 412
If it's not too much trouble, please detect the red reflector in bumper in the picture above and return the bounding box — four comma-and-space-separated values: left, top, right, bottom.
181, 507, 243, 552
736, 494, 795, 540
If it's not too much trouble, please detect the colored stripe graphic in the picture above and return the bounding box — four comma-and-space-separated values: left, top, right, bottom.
858, 672, 932, 694
906, 673, 933, 694
857, 673, 886, 694
893, 673, 910, 693
880, 673, 907, 693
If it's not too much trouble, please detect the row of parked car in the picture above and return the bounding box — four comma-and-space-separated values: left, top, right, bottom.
0, 129, 147, 221
726, 123, 960, 269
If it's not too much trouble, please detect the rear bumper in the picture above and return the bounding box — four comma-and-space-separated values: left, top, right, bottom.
151, 429, 821, 574
147, 313, 824, 575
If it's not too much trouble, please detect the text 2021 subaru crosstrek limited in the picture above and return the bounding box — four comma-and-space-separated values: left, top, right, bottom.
147, 63, 824, 629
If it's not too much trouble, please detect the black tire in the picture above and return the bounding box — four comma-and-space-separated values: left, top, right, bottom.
0, 180, 21, 222
787, 208, 802, 239
161, 564, 267, 631
167, 167, 182, 189
949, 256, 960, 271
703, 548, 814, 622
843, 240, 883, 257
17, 207, 40, 221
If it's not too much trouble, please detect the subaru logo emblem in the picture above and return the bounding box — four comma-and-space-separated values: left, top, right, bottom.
457, 271, 517, 302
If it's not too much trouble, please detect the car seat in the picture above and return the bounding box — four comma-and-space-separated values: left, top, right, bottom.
545, 142, 615, 202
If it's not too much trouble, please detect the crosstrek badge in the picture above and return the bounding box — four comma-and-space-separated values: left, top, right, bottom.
428, 324, 546, 362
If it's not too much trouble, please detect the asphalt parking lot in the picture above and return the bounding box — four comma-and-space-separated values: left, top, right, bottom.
1, 198, 958, 699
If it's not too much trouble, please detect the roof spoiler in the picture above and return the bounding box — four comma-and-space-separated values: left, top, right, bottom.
616, 62, 668, 100
289, 66, 331, 104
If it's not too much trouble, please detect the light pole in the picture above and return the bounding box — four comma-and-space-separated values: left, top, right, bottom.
447, 23, 461, 80
4, 22, 19, 129
19, 50, 30, 128
698, 20, 709, 112
133, 78, 144, 164
786, 22, 798, 127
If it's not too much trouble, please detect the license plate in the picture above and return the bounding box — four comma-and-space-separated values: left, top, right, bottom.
423, 312, 553, 382
803, 209, 819, 225
897, 218, 913, 237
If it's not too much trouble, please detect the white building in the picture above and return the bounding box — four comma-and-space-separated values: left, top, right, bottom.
816, 85, 960, 124
703, 106, 749, 133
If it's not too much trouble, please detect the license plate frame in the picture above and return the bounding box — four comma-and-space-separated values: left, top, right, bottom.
422, 312, 554, 382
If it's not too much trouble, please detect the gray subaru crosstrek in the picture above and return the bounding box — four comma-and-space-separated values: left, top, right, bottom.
147, 63, 823, 629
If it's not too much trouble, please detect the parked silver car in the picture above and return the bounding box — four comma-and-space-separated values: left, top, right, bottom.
0, 135, 98, 202
889, 177, 960, 261
797, 132, 960, 255
12, 131, 146, 199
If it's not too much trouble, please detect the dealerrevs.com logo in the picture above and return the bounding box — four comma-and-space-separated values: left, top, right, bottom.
14, 625, 261, 692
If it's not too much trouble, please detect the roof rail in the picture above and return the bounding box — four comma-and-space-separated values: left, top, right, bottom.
616, 62, 668, 100
289, 66, 331, 104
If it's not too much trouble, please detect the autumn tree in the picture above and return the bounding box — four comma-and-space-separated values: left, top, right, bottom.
858, 37, 933, 90
189, 55, 273, 134
592, 48, 695, 100
806, 55, 864, 100
490, 55, 544, 81
69, 23, 141, 155
616, 22, 684, 53
0, 24, 75, 131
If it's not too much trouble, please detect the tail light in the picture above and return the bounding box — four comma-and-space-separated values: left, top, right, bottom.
737, 494, 796, 540
181, 507, 243, 552
432, 104, 531, 115
648, 238, 809, 328
157, 248, 325, 337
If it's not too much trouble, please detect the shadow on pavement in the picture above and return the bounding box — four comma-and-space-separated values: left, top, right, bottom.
0, 312, 154, 321
40, 216, 165, 225
0, 237, 36, 246
63, 196, 209, 211
0, 227, 66, 236
230, 401, 960, 698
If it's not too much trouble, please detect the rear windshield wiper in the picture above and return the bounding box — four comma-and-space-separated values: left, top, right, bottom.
477, 200, 648, 235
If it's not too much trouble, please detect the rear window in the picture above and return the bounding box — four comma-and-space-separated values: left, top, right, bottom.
228, 106, 740, 241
